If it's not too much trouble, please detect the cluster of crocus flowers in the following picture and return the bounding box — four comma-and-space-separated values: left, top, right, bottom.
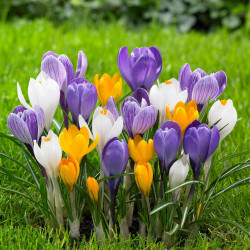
6, 46, 239, 241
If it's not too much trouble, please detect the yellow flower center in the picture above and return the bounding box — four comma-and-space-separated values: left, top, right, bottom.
44, 137, 51, 142
38, 81, 42, 84
100, 109, 108, 115
165, 80, 172, 84
220, 100, 227, 106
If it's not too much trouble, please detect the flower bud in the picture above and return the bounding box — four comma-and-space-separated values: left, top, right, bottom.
86, 177, 99, 203
135, 162, 153, 197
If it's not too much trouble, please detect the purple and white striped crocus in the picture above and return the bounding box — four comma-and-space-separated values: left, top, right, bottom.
183, 120, 220, 180
178, 63, 227, 111
66, 78, 97, 126
120, 88, 157, 138
41, 51, 88, 128
101, 137, 129, 225
153, 121, 182, 175
7, 105, 45, 148
118, 46, 162, 92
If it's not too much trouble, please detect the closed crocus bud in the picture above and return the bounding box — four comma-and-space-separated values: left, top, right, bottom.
178, 63, 227, 111
121, 88, 157, 138
59, 158, 79, 192
94, 73, 122, 107
118, 46, 162, 92
149, 78, 188, 125
34, 130, 62, 180
17, 72, 60, 131
7, 105, 45, 147
135, 162, 153, 197
183, 120, 220, 180
86, 177, 99, 203
59, 125, 99, 163
66, 78, 97, 124
166, 100, 199, 138
208, 100, 237, 141
154, 121, 182, 175
79, 106, 123, 155
128, 135, 155, 163
169, 154, 189, 189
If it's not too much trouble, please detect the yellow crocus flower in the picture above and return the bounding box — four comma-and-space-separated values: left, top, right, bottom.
94, 73, 122, 107
128, 135, 155, 163
166, 100, 199, 137
86, 177, 99, 204
59, 158, 79, 192
59, 125, 99, 163
135, 162, 153, 197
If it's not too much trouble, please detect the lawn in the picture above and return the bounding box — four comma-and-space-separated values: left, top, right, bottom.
0, 19, 249, 249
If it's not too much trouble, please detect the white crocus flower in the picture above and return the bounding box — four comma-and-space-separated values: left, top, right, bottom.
33, 130, 62, 180
17, 71, 60, 131
149, 78, 188, 125
169, 154, 190, 200
79, 106, 123, 155
208, 99, 237, 142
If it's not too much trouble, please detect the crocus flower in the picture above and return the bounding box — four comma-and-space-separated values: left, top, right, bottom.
86, 177, 99, 204
41, 51, 88, 128
59, 158, 80, 192
169, 154, 189, 190
79, 106, 123, 155
59, 125, 99, 163
128, 135, 155, 163
17, 72, 60, 131
154, 121, 182, 175
178, 63, 227, 111
101, 137, 129, 224
183, 120, 220, 180
208, 99, 237, 141
149, 78, 188, 125
166, 100, 199, 138
121, 88, 157, 138
66, 78, 97, 125
34, 130, 62, 180
118, 46, 162, 92
94, 73, 122, 107
7, 105, 45, 148
134, 162, 153, 197
106, 96, 119, 121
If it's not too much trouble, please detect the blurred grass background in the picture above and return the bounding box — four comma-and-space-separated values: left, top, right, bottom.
0, 1, 249, 248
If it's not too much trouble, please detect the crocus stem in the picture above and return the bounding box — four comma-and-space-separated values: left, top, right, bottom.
70, 190, 76, 219
145, 196, 152, 224
159, 171, 164, 199
69, 191, 80, 239
110, 192, 116, 230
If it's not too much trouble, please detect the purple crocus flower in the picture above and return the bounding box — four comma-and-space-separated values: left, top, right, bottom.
178, 63, 227, 111
106, 97, 119, 121
120, 88, 157, 138
118, 46, 162, 92
183, 120, 220, 180
66, 78, 97, 125
102, 137, 129, 225
7, 105, 45, 148
41, 51, 88, 128
153, 121, 182, 175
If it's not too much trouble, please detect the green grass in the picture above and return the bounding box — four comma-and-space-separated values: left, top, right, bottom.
0, 19, 249, 249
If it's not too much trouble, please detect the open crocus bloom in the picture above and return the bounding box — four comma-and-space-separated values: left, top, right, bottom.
17, 72, 60, 131
59, 124, 99, 163
34, 130, 62, 180
149, 78, 188, 125
7, 105, 45, 148
118, 46, 162, 92
179, 63, 227, 111
79, 106, 123, 155
166, 100, 199, 138
121, 88, 157, 138
128, 135, 155, 163
94, 73, 122, 107
86, 177, 99, 204
183, 120, 220, 179
208, 99, 237, 141
135, 162, 153, 197
59, 158, 80, 192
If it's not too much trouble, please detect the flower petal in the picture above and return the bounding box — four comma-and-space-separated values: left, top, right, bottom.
75, 51, 88, 78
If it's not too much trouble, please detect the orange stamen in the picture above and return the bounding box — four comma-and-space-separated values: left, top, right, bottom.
44, 137, 51, 142
220, 100, 227, 106
100, 109, 108, 115
165, 80, 172, 84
